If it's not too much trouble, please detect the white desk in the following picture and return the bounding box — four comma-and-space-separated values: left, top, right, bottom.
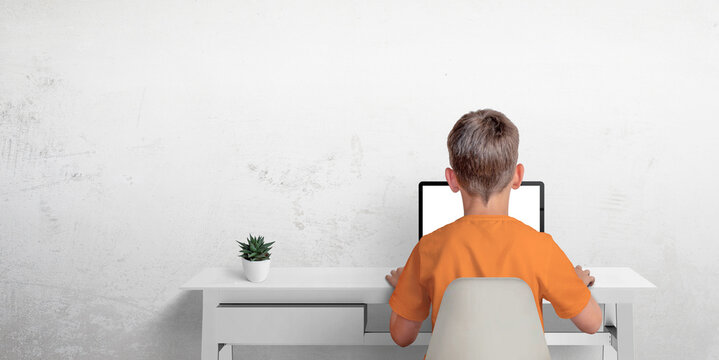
181, 267, 655, 360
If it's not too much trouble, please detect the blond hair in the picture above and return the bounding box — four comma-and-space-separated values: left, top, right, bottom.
447, 109, 519, 204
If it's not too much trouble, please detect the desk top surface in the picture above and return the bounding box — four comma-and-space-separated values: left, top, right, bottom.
181, 266, 654, 303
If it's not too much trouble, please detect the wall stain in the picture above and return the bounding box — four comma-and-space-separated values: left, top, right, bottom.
43, 150, 97, 159
0, 279, 156, 314
246, 143, 363, 239
0, 99, 40, 173
39, 200, 60, 233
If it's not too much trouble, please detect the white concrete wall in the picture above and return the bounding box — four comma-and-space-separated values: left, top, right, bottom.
2, 0, 718, 359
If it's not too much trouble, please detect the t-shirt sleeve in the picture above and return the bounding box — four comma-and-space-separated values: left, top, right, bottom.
540, 234, 592, 319
388, 243, 430, 322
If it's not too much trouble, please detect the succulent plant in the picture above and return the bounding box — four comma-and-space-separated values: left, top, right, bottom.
237, 234, 274, 261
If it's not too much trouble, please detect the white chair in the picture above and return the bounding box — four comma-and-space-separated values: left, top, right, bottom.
425, 277, 551, 360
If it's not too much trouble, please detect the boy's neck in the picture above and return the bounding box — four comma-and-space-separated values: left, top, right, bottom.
459, 187, 511, 216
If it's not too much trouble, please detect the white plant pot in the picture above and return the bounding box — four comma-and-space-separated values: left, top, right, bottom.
242, 258, 271, 282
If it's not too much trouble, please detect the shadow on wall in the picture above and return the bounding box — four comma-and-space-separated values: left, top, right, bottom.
143, 291, 202, 360
0, 282, 201, 359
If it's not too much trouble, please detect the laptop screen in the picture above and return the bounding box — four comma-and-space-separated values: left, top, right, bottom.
419, 181, 544, 239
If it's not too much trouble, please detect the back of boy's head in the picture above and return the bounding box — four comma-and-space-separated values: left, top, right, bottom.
447, 109, 519, 204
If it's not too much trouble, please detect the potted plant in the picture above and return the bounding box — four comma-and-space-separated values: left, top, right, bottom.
237, 234, 274, 282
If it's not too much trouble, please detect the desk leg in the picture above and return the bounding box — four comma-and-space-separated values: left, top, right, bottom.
604, 303, 616, 360
202, 291, 219, 360
616, 304, 634, 360
218, 344, 232, 360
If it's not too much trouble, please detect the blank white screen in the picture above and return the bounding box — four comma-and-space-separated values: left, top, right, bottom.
421, 184, 541, 236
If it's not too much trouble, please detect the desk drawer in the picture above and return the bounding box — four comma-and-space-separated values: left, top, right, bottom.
215, 304, 366, 345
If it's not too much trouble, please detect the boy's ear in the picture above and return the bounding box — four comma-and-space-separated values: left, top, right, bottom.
445, 168, 461, 193
511, 163, 525, 190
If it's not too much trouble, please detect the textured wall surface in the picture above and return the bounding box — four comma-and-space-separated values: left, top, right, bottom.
2, 1, 719, 359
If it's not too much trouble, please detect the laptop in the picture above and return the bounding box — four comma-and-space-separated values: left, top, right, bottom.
418, 181, 544, 239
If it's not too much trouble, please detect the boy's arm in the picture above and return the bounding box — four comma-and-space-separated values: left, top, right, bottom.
570, 296, 602, 334
570, 265, 602, 334
386, 266, 426, 347
389, 310, 423, 347
541, 237, 603, 334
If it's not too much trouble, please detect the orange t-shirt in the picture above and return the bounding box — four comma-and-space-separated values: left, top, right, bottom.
389, 215, 590, 329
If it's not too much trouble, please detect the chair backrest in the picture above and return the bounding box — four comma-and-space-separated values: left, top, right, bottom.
425, 277, 550, 360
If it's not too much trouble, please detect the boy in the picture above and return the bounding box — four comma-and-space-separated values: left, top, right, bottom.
385, 109, 602, 347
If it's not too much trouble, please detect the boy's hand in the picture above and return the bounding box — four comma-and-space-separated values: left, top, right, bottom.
385, 267, 404, 288
575, 265, 595, 287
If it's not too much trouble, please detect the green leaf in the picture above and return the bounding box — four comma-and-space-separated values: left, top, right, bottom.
236, 234, 273, 260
